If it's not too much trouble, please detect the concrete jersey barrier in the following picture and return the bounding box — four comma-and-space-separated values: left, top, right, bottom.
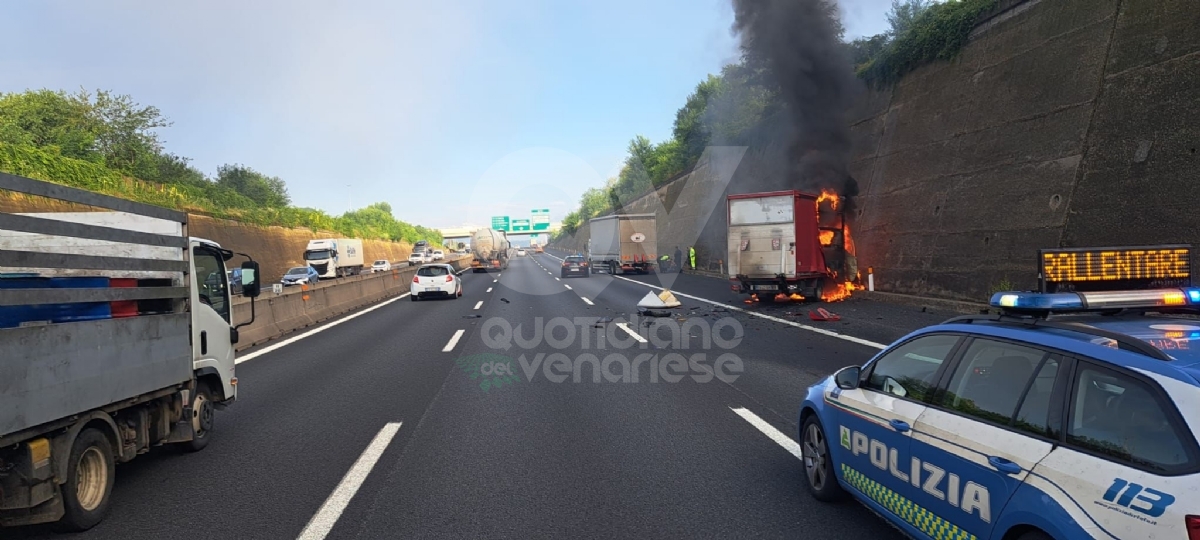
231, 257, 471, 351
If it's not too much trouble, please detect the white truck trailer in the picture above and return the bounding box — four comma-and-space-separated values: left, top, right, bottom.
0, 173, 261, 530
304, 238, 364, 278
588, 214, 657, 275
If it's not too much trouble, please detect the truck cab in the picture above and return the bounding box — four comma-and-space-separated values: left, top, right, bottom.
190, 238, 241, 405
304, 239, 340, 279
0, 175, 261, 530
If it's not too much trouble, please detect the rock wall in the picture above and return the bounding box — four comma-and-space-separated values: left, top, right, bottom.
557, 0, 1200, 300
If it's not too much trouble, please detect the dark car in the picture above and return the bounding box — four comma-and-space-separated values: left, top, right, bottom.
561, 255, 590, 278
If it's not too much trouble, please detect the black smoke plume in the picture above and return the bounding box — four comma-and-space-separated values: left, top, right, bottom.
730, 0, 859, 201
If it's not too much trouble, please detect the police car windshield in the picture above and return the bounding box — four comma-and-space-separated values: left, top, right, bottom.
1046, 315, 1200, 363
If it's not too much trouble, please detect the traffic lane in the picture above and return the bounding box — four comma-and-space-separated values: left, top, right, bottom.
9, 271, 489, 540
533, 251, 884, 429
539, 246, 952, 346
335, 258, 902, 539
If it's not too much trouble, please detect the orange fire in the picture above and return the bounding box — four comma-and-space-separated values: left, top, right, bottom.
816, 189, 840, 211
819, 230, 834, 246
821, 281, 857, 302
774, 293, 790, 302
789, 293, 805, 301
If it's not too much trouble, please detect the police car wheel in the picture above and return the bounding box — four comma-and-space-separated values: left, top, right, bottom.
1016, 531, 1052, 540
801, 416, 847, 502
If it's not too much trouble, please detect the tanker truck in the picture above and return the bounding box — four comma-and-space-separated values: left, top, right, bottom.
470, 228, 511, 273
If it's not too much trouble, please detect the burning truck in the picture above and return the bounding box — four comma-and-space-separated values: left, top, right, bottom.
727, 189, 859, 303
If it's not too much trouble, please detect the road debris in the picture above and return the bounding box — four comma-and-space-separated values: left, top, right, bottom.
808, 308, 842, 322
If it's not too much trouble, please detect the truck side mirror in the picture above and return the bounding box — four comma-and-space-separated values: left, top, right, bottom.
240, 261, 261, 298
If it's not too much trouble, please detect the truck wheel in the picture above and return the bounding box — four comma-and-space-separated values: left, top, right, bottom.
57, 428, 115, 532
609, 262, 619, 275
181, 383, 215, 453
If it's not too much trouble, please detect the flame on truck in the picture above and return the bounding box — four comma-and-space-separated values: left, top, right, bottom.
815, 189, 858, 302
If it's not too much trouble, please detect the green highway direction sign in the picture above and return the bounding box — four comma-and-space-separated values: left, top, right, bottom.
492, 211, 550, 233
531, 208, 550, 231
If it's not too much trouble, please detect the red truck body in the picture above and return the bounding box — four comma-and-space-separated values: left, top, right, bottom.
726, 190, 853, 301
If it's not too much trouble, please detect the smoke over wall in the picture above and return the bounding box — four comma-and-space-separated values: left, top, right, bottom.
729, 0, 860, 201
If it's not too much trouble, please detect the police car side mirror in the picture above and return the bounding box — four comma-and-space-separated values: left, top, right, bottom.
834, 366, 861, 390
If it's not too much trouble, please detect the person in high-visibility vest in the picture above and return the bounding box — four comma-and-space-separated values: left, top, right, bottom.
688, 246, 696, 271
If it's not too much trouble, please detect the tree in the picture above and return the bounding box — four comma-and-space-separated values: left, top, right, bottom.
673, 75, 723, 164
0, 89, 100, 161
85, 90, 171, 175
849, 33, 891, 69
887, 0, 937, 38
215, 164, 291, 207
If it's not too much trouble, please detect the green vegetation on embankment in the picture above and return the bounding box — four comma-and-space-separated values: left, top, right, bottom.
0, 88, 440, 244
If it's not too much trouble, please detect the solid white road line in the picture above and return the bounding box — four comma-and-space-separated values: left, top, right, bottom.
615, 322, 648, 343
486, 287, 493, 293
297, 422, 403, 540
563, 284, 572, 290
610, 275, 887, 350
443, 329, 465, 352
730, 407, 803, 460
473, 301, 483, 310
236, 293, 410, 364
581, 297, 594, 306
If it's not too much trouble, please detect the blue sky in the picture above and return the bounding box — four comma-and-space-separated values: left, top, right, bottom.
1, 0, 892, 230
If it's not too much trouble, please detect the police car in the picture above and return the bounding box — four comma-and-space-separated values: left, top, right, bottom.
799, 284, 1200, 540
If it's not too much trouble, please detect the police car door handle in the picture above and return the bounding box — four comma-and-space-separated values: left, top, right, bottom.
987, 456, 1022, 475
888, 419, 910, 432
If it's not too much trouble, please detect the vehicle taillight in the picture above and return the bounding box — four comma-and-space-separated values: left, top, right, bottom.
446, 275, 454, 282
1187, 515, 1200, 540
412, 275, 420, 283
582, 262, 588, 266
562, 262, 569, 267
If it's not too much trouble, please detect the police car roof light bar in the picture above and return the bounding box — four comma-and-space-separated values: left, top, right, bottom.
942, 314, 1175, 361
990, 288, 1200, 313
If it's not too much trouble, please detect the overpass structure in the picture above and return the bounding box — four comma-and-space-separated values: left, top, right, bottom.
438, 223, 562, 245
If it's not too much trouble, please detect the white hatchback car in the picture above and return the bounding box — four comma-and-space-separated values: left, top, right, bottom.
432, 250, 445, 261
371, 260, 391, 273
411, 264, 461, 301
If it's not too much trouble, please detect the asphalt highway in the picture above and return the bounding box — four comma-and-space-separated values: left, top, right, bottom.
11, 250, 962, 539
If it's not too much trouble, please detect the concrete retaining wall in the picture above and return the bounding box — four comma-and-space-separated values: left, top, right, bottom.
554, 0, 1200, 301
231, 257, 471, 351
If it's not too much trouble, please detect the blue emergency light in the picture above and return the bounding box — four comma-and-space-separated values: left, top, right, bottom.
991, 287, 1200, 312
